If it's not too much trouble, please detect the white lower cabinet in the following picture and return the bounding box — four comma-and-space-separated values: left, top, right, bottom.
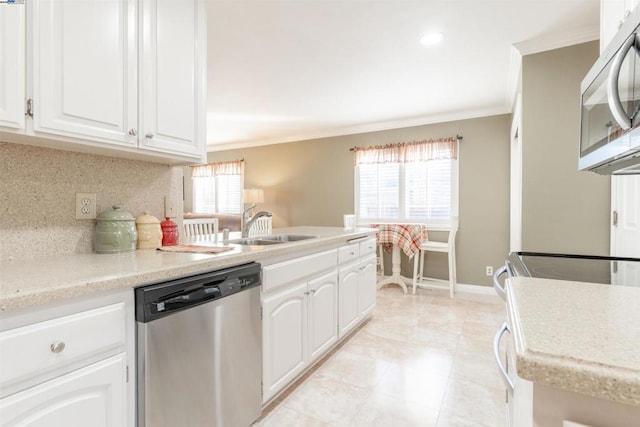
261, 239, 377, 404
338, 262, 360, 337
358, 254, 377, 317
307, 271, 339, 362
0, 290, 135, 427
262, 270, 338, 403
262, 282, 308, 402
0, 353, 127, 427
338, 240, 377, 338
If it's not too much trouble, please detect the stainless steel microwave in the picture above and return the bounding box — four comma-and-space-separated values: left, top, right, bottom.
580, 8, 640, 175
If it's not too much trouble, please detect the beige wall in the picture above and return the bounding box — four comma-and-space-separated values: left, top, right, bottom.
0, 142, 183, 260
204, 114, 511, 286
521, 41, 611, 255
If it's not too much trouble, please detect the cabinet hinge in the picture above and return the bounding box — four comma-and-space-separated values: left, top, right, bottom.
260, 306, 263, 320
613, 210, 619, 227
25, 98, 33, 118
126, 365, 129, 383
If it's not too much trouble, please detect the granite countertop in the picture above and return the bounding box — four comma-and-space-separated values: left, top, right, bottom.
506, 277, 640, 407
0, 226, 377, 313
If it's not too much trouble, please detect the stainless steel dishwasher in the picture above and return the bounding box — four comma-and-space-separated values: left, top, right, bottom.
135, 262, 262, 427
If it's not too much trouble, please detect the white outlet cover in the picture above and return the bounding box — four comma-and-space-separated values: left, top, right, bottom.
76, 193, 96, 220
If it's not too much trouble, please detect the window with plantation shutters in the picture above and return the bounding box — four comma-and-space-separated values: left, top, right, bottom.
191, 160, 244, 214
354, 138, 458, 226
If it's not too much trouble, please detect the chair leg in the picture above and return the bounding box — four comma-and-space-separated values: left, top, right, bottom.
412, 252, 419, 294
377, 244, 385, 276
448, 248, 456, 299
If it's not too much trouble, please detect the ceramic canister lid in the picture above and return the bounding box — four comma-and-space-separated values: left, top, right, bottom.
96, 205, 135, 221
160, 217, 177, 228
136, 211, 161, 224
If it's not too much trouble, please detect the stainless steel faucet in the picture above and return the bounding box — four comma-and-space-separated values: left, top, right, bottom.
242, 209, 273, 238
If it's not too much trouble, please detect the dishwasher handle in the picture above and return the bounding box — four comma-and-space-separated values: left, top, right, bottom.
152, 284, 222, 314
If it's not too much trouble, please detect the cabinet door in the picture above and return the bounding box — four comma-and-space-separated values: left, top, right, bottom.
32, 0, 137, 146
601, 0, 626, 52
358, 254, 377, 318
338, 264, 360, 338
139, 0, 205, 159
0, 3, 25, 130
0, 353, 127, 427
262, 283, 307, 403
308, 271, 338, 363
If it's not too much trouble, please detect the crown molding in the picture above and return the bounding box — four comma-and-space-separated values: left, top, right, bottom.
513, 25, 599, 56
505, 46, 523, 112
206, 106, 511, 152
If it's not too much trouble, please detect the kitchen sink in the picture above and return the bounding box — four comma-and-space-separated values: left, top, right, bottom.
260, 234, 316, 242
233, 239, 283, 246
231, 234, 317, 246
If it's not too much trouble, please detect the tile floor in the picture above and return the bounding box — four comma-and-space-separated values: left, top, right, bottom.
255, 285, 507, 427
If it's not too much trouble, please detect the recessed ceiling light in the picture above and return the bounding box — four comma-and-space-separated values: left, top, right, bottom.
420, 32, 444, 46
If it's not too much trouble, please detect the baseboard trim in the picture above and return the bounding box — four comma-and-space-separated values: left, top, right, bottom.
456, 283, 495, 295
415, 279, 495, 296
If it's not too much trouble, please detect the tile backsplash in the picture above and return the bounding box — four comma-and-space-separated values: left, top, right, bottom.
0, 142, 183, 260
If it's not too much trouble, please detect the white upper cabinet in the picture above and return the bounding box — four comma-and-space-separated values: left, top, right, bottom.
139, 0, 205, 158
32, 0, 137, 147
0, 3, 25, 130
601, 0, 639, 52
13, 0, 205, 163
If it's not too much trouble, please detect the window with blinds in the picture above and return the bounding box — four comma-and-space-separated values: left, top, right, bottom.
193, 175, 243, 214
354, 139, 458, 226
192, 160, 244, 214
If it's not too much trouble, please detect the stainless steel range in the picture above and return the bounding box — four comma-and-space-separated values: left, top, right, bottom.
493, 252, 640, 299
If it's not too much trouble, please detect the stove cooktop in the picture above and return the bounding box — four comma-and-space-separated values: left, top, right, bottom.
508, 252, 640, 287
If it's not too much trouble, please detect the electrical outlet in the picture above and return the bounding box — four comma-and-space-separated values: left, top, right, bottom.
76, 193, 96, 220
165, 196, 176, 218
486, 266, 493, 276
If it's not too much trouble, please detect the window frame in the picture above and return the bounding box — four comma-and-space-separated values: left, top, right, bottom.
191, 162, 245, 214
354, 155, 458, 228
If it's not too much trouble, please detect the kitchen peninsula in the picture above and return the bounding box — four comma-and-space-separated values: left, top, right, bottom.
0, 226, 377, 427
0, 227, 375, 312
504, 277, 640, 426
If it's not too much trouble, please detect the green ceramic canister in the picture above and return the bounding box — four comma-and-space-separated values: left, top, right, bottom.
95, 205, 138, 253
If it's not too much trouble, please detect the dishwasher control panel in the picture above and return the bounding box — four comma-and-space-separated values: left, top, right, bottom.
135, 262, 261, 322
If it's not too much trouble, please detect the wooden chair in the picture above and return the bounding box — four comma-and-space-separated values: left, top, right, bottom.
412, 217, 458, 298
183, 218, 219, 238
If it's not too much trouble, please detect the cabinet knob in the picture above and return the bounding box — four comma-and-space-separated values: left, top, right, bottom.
128, 128, 137, 136
625, 9, 631, 18
618, 20, 624, 29
145, 133, 154, 139
50, 341, 66, 354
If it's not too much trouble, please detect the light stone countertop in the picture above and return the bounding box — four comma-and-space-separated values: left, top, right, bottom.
506, 277, 640, 407
0, 226, 377, 314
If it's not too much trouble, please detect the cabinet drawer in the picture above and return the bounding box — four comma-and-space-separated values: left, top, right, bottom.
359, 238, 377, 256
0, 302, 126, 386
263, 249, 337, 293
338, 244, 359, 264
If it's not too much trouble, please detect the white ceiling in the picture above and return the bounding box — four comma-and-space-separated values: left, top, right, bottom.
206, 0, 600, 151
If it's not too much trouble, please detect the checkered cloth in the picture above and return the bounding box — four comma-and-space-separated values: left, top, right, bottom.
372, 224, 428, 258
